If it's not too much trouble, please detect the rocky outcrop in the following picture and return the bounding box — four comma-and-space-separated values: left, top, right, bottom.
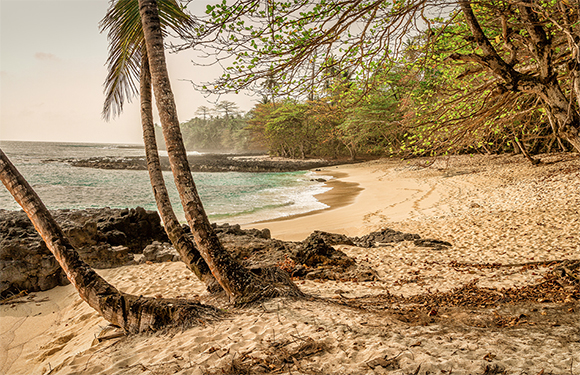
0, 207, 168, 299
352, 228, 421, 247
213, 226, 449, 282
1, 207, 449, 299
212, 225, 380, 282
0, 211, 68, 300
65, 154, 348, 173
140, 241, 180, 263
52, 207, 168, 253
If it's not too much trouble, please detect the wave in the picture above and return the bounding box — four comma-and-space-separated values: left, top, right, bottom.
157, 150, 204, 157
209, 201, 295, 221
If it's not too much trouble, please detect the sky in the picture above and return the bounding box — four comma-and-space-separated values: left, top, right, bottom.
0, 0, 257, 145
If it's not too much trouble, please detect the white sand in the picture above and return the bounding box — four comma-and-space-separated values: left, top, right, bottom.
1, 153, 579, 375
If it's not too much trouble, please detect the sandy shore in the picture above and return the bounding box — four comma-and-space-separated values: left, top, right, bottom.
1, 153, 579, 375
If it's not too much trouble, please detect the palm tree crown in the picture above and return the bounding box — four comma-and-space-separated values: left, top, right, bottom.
100, 0, 195, 120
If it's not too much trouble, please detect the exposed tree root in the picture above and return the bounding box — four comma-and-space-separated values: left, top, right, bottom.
113, 294, 222, 334
234, 266, 305, 305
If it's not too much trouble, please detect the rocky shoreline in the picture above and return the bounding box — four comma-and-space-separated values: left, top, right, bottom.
1, 207, 444, 300
0, 207, 168, 299
62, 153, 350, 173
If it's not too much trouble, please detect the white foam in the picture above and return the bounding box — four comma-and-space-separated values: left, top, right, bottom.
157, 150, 204, 157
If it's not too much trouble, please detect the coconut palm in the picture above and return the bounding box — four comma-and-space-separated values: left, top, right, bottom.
0, 149, 220, 333
101, 0, 220, 292
138, 0, 301, 303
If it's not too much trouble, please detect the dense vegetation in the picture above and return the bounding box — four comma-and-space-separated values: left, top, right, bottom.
169, 52, 576, 159
153, 101, 253, 152
169, 0, 579, 161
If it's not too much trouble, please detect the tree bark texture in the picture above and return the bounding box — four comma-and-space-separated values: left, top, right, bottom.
458, 0, 580, 152
140, 51, 221, 293
0, 149, 220, 333
139, 0, 302, 303
139, 0, 270, 302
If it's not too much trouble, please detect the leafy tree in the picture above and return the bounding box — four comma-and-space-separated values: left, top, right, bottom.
214, 100, 240, 119
246, 102, 276, 150
190, 0, 580, 155
265, 100, 310, 158
195, 105, 212, 120
341, 90, 404, 159
181, 104, 252, 152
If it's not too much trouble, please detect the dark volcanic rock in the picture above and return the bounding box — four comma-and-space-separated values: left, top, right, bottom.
140, 241, 180, 263
0, 211, 68, 300
66, 153, 348, 173
292, 235, 354, 268
352, 228, 421, 247
304, 231, 355, 246
0, 207, 168, 298
413, 238, 452, 250
213, 224, 378, 282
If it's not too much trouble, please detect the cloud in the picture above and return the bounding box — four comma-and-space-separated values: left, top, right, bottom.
34, 52, 59, 61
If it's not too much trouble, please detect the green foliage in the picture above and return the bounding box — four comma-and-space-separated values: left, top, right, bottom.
191, 0, 579, 158
170, 102, 255, 152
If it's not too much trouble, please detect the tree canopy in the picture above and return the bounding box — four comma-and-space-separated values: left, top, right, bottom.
178, 0, 579, 156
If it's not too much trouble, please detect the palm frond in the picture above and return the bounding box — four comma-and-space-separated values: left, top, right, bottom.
100, 0, 196, 120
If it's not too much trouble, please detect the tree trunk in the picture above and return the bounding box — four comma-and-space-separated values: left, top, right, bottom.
541, 80, 580, 152
140, 51, 221, 293
459, 0, 580, 153
138, 0, 301, 303
0, 149, 220, 333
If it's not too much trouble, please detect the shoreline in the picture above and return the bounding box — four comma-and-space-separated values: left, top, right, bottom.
242, 159, 438, 241
249, 170, 364, 225
243, 153, 579, 242
1, 152, 579, 375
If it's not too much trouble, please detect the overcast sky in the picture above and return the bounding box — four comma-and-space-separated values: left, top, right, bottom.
0, 0, 256, 145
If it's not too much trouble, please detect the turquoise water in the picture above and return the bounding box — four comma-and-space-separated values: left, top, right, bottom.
0, 141, 331, 224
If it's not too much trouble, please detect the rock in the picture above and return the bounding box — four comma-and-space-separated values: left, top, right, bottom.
293, 236, 354, 268
141, 242, 180, 264
0, 211, 68, 298
77, 245, 133, 269
213, 223, 377, 282
304, 231, 354, 246
352, 228, 421, 247
66, 153, 348, 173
413, 239, 452, 250
0, 207, 168, 298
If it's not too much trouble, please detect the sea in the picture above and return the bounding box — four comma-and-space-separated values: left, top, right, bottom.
0, 141, 332, 224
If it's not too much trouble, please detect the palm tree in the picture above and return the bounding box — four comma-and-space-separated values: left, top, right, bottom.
101, 0, 220, 292
0, 149, 220, 333
138, 0, 301, 303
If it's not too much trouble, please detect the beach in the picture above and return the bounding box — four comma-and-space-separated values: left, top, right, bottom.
1, 153, 579, 375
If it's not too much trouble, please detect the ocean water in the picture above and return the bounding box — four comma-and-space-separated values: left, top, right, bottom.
0, 141, 331, 224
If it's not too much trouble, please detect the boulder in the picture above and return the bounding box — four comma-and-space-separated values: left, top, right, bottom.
0, 207, 168, 299
352, 228, 421, 247
141, 242, 180, 263
214, 223, 378, 282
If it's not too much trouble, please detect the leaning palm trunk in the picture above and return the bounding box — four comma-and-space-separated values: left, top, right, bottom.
138, 0, 301, 303
0, 149, 220, 333
140, 52, 221, 293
